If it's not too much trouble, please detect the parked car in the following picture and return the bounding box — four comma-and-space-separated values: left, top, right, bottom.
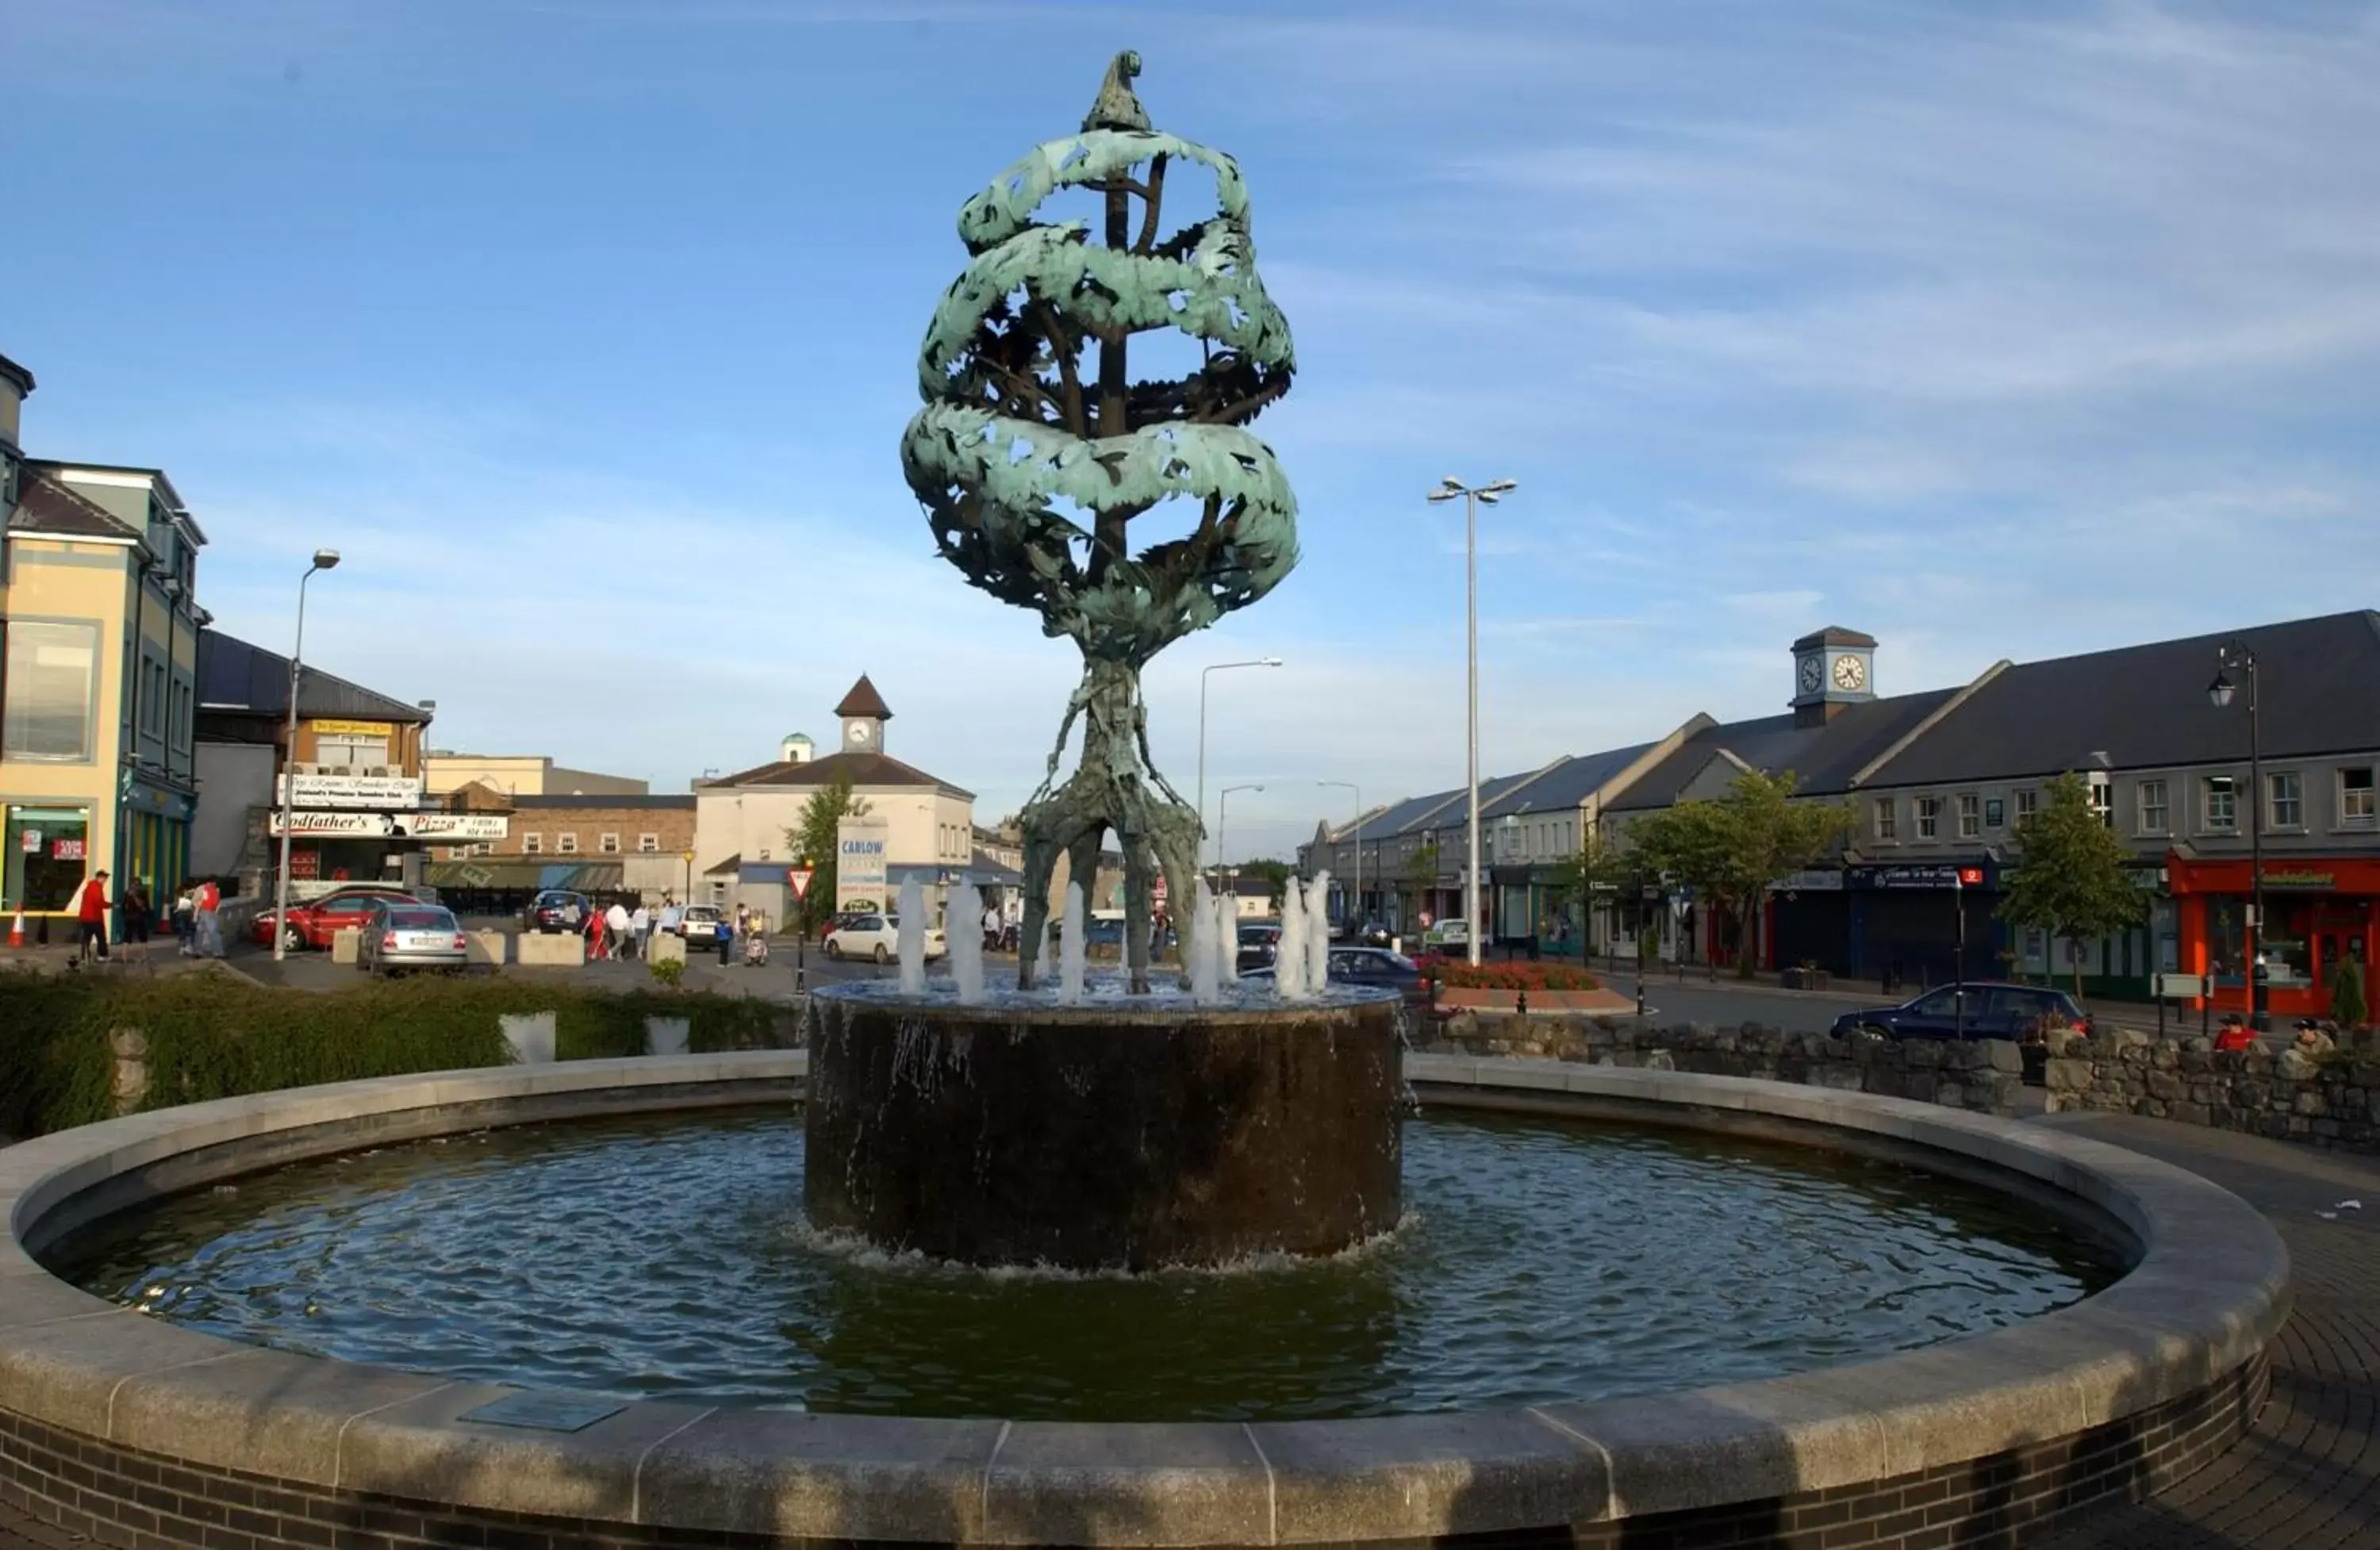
1235, 921, 1282, 973
358, 900, 470, 976
1423, 919, 1471, 950
524, 890, 593, 934
251, 884, 420, 951
1244, 946, 1432, 1011
1830, 982, 2092, 1042
823, 912, 948, 963
676, 904, 725, 945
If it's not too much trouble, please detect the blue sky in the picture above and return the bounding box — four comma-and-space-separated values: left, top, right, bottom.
9, 0, 2377, 862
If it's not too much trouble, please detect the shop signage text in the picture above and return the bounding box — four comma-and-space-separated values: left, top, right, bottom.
308, 719, 394, 739
1849, 865, 1974, 890
836, 819, 890, 911
278, 773, 426, 810
271, 812, 509, 839
1777, 869, 1844, 892
2259, 869, 2335, 889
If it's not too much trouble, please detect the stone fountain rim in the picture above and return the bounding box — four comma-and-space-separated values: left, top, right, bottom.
0, 1050, 2287, 1547
808, 978, 1405, 1022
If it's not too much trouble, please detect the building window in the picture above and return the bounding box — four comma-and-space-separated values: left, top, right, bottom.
1983, 797, 2004, 831
2138, 779, 2169, 835
470, 842, 494, 857
2203, 776, 2237, 833
558, 833, 579, 855
2268, 771, 2303, 830
2343, 767, 2377, 830
1956, 793, 1980, 839
2013, 788, 2038, 824
2086, 780, 2113, 827
1872, 797, 1898, 842
2, 619, 101, 762
523, 833, 543, 855
1915, 796, 1940, 839
3, 804, 92, 912
639, 833, 659, 853
599, 833, 621, 854
313, 733, 390, 769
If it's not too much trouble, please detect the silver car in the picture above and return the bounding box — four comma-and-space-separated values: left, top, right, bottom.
359, 900, 470, 976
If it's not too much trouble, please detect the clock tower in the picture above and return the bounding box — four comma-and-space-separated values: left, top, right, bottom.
1790, 627, 1878, 727
835, 673, 893, 754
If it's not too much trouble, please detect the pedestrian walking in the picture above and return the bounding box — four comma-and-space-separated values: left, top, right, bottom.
630, 902, 651, 959
194, 877, 225, 959
585, 906, 608, 963
122, 879, 153, 946
71, 870, 112, 964
983, 900, 1001, 954
659, 896, 683, 940
605, 900, 632, 961
716, 915, 734, 966
173, 882, 196, 953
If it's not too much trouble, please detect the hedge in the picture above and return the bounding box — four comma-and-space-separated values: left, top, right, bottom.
0, 969, 790, 1140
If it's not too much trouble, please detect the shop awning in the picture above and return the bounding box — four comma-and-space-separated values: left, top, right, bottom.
424, 861, 624, 892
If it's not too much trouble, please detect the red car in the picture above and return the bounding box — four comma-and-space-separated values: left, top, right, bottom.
251, 885, 424, 951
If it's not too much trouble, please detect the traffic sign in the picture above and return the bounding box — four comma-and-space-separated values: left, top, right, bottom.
788, 867, 815, 900
1956, 866, 1984, 888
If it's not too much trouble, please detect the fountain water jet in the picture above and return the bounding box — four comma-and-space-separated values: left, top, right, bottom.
1058, 881, 1088, 1005
1306, 869, 1332, 991
896, 876, 927, 996
1187, 879, 1220, 1003
946, 881, 985, 1003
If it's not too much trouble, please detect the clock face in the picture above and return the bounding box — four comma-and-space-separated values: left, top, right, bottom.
848, 722, 872, 745
1832, 654, 1867, 692
1798, 655, 1823, 694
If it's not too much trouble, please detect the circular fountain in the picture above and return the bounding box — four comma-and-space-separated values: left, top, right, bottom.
803, 982, 1403, 1269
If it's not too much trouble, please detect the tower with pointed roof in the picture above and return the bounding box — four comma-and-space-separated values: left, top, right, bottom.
836, 675, 892, 754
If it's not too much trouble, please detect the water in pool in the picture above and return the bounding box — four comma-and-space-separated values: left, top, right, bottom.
52, 1109, 2121, 1421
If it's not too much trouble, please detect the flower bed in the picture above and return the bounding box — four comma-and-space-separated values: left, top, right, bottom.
1415, 954, 1600, 992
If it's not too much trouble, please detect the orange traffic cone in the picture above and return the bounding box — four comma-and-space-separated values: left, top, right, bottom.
8, 909, 23, 949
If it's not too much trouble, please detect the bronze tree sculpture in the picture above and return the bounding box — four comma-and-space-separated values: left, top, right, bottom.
900, 52, 1299, 993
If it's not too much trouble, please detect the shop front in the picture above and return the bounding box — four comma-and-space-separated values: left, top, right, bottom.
1769, 868, 1849, 975
4, 801, 94, 938
119, 775, 194, 930
1844, 861, 2001, 989
2168, 855, 2379, 1022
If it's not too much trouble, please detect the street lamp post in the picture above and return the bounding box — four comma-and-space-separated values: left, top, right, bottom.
1198, 658, 1283, 876
1218, 783, 1264, 904
271, 550, 341, 963
2209, 643, 2268, 1031
1426, 476, 1515, 966
1316, 780, 1360, 928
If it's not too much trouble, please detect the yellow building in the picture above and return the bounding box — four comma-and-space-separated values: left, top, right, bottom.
1, 361, 206, 938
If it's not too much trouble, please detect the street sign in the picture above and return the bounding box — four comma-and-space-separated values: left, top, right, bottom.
1956, 866, 1985, 887
788, 867, 815, 900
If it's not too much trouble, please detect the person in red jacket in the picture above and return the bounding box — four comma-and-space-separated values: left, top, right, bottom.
72, 869, 112, 964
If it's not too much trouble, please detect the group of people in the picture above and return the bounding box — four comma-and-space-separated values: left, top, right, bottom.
585, 898, 658, 961
59, 871, 228, 965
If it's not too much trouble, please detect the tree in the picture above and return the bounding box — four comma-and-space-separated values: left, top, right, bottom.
2331, 954, 2367, 1032
1545, 822, 1630, 956
1998, 772, 2147, 1002
1403, 839, 1441, 927
782, 773, 870, 934
1625, 769, 1854, 978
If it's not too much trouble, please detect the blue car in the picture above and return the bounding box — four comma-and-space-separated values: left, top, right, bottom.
1830, 981, 2091, 1042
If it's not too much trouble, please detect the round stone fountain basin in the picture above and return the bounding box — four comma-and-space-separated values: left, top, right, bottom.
802, 983, 1404, 1269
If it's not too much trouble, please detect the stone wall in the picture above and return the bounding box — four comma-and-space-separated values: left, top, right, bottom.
2043, 1027, 2380, 1153
1426, 1015, 2024, 1117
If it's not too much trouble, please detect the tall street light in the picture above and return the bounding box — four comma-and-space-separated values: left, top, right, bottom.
271, 549, 342, 963
1198, 658, 1282, 871
1426, 476, 1515, 966
1316, 780, 1361, 928
2208, 642, 2267, 1031
1218, 783, 1265, 898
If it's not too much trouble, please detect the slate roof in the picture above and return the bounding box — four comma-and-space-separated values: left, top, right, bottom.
834, 675, 894, 720
1484, 741, 1657, 819
1862, 611, 2380, 785
508, 793, 695, 811
1605, 689, 1959, 811
196, 629, 433, 724
703, 749, 973, 800
7, 468, 138, 541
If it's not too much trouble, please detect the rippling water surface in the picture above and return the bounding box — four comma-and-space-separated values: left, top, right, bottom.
54, 1110, 2121, 1421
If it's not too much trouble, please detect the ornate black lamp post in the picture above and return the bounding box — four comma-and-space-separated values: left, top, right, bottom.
2207, 643, 2267, 1030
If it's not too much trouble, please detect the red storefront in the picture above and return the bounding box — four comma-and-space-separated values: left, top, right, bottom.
2167, 854, 2379, 1021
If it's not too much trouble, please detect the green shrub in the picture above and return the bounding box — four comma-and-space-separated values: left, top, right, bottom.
0, 969, 792, 1138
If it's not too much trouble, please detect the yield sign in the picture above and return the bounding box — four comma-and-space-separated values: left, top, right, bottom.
788, 867, 816, 900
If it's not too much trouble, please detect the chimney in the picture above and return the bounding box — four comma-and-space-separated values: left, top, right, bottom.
781, 733, 814, 765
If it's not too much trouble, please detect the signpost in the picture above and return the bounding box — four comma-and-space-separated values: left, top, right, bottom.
788, 864, 815, 992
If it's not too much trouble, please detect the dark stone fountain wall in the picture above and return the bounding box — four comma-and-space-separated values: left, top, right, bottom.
802, 990, 1406, 1270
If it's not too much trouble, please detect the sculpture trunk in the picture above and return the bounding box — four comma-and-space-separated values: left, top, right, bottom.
1017, 659, 1200, 996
